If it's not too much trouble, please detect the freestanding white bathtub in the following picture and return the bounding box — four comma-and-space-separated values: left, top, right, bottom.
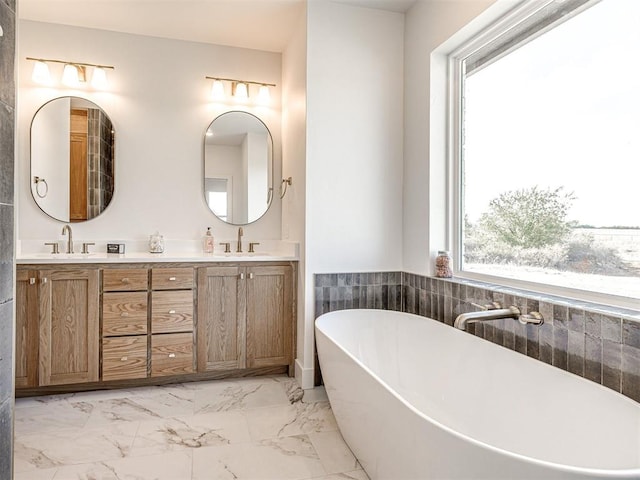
315, 309, 640, 479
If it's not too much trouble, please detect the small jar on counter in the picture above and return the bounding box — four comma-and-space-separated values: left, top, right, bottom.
149, 232, 165, 253
435, 250, 453, 278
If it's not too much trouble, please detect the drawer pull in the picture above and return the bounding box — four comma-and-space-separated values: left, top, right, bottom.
249, 273, 254, 280
120, 356, 128, 361
42, 277, 48, 284
120, 312, 129, 317
168, 353, 176, 358
121, 278, 130, 284
239, 273, 244, 280
168, 309, 176, 314
29, 277, 36, 285
169, 277, 176, 281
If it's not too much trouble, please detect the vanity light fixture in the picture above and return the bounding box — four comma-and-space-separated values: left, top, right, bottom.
232, 81, 249, 100
31, 60, 52, 85
62, 64, 85, 87
91, 66, 109, 90
258, 85, 271, 104
26, 57, 115, 90
205, 76, 276, 104
211, 79, 225, 100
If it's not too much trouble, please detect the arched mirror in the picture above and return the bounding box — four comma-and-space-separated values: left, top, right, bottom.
30, 96, 115, 222
203, 111, 273, 225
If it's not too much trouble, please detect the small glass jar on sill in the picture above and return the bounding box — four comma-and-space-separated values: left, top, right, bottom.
435, 250, 453, 278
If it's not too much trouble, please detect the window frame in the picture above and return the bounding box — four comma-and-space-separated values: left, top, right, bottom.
445, 0, 640, 310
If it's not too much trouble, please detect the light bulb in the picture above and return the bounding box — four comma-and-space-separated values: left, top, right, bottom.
62, 64, 80, 87
32, 60, 51, 85
211, 79, 225, 100
258, 85, 271, 104
233, 81, 248, 100
91, 66, 108, 90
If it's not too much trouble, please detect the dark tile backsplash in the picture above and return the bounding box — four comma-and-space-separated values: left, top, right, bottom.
314, 271, 640, 403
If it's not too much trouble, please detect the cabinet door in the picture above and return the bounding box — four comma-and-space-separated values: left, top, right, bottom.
38, 268, 100, 386
197, 266, 245, 371
15, 270, 39, 388
246, 265, 293, 368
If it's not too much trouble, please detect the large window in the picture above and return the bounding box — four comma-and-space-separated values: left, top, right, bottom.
451, 0, 640, 305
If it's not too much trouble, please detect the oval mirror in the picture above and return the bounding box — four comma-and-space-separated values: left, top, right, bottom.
203, 111, 273, 225
30, 96, 115, 222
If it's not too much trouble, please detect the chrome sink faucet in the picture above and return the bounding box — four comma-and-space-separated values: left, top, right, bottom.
61, 224, 74, 254
236, 227, 243, 253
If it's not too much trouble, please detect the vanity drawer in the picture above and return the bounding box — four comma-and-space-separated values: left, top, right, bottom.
103, 269, 149, 291
151, 333, 194, 377
103, 292, 148, 336
151, 290, 194, 333
152, 267, 194, 290
102, 336, 148, 381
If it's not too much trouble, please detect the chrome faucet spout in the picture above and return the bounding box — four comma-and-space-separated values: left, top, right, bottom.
454, 306, 520, 331
236, 227, 243, 253
61, 225, 74, 254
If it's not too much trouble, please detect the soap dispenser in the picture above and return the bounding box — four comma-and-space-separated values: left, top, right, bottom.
203, 227, 214, 254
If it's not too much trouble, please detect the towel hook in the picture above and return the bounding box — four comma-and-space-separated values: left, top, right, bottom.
280, 177, 292, 199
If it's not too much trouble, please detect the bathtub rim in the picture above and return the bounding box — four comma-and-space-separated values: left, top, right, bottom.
315, 308, 640, 478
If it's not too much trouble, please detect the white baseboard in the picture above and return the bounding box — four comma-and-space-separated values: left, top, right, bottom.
295, 359, 315, 389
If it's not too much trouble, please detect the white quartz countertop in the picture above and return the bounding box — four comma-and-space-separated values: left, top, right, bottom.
16, 251, 297, 264
16, 240, 300, 264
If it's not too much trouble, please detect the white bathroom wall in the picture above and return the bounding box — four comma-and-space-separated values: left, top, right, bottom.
402, 0, 498, 276
300, 1, 405, 387
281, 6, 308, 386
17, 21, 282, 248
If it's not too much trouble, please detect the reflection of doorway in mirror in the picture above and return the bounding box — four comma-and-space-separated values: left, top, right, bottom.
205, 176, 233, 222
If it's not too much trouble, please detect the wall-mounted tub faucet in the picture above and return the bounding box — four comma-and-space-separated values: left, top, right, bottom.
61, 224, 74, 254
454, 303, 544, 331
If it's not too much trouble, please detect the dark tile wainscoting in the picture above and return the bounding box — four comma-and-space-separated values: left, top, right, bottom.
314, 272, 640, 403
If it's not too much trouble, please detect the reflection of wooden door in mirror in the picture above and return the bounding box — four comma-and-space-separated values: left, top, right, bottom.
70, 109, 88, 221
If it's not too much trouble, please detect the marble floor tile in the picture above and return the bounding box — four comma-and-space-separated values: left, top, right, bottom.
14, 466, 57, 480
82, 394, 193, 428
130, 410, 251, 457
308, 430, 360, 475
245, 401, 338, 441
192, 434, 326, 480
14, 400, 94, 436
14, 376, 369, 480
193, 379, 290, 414
51, 450, 192, 480
312, 470, 370, 480
14, 422, 138, 471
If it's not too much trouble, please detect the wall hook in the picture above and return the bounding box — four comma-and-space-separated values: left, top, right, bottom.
280, 176, 292, 199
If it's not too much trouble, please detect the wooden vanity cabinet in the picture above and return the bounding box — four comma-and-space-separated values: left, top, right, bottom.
102, 268, 150, 381
197, 264, 294, 373
150, 267, 195, 377
39, 268, 100, 386
246, 265, 293, 369
15, 270, 39, 388
14, 267, 100, 387
197, 265, 245, 371
16, 261, 295, 394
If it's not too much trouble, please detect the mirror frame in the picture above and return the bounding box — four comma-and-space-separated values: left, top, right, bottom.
30, 96, 116, 223
202, 110, 274, 226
